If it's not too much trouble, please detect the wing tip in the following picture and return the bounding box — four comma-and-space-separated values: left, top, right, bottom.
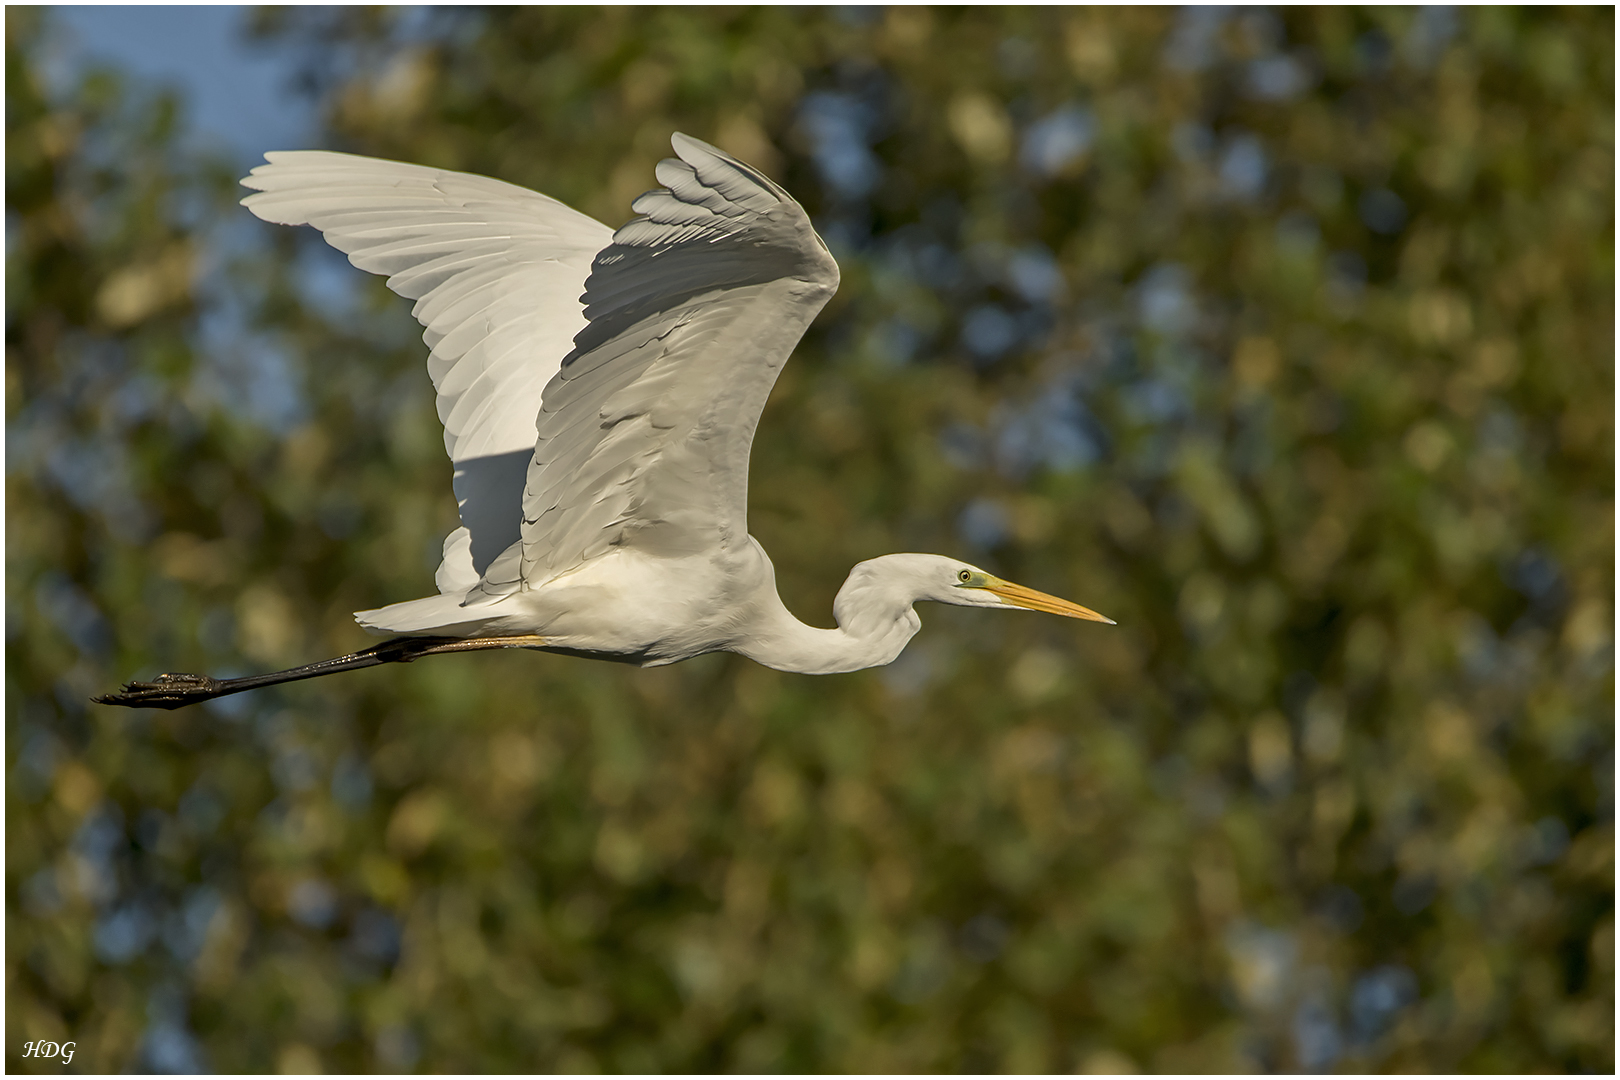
667, 131, 787, 209
239, 148, 398, 188
670, 131, 720, 160
238, 150, 329, 194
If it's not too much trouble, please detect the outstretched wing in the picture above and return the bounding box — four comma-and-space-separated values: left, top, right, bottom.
238, 152, 612, 591
466, 134, 840, 597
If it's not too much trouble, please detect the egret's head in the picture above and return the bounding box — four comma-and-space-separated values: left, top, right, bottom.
850, 553, 1114, 624
939, 560, 1114, 623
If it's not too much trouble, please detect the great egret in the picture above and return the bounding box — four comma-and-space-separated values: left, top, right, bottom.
97, 134, 1111, 710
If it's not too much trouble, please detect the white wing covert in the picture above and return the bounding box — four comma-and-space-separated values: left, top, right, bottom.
470, 134, 840, 597
238, 152, 613, 592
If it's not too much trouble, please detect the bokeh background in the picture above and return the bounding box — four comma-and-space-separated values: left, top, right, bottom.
7, 6, 1613, 1073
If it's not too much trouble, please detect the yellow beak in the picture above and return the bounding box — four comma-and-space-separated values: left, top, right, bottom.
982, 578, 1115, 624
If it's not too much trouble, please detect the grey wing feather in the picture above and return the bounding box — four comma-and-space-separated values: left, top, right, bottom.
238, 151, 613, 591
477, 133, 839, 595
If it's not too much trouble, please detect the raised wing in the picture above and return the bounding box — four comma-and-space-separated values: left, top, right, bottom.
238, 152, 612, 591
471, 133, 840, 596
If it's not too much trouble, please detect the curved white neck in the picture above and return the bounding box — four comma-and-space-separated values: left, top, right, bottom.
733, 566, 923, 675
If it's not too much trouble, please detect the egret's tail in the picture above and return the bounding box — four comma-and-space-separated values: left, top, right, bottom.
355, 593, 510, 637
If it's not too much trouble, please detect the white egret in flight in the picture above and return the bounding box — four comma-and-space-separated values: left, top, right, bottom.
98, 134, 1111, 710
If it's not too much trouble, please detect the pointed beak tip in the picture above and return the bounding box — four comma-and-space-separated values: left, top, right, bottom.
983, 582, 1114, 625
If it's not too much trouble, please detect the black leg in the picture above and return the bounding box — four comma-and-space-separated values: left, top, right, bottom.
93, 636, 546, 710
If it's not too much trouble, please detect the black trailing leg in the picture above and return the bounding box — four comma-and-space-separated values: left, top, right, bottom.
93, 635, 546, 710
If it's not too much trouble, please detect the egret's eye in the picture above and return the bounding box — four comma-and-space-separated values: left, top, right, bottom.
958, 569, 973, 583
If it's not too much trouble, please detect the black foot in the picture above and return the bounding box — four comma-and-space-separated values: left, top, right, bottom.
93, 672, 225, 710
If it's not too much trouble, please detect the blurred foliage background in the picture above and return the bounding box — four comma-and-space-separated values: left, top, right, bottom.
6, 6, 1613, 1073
